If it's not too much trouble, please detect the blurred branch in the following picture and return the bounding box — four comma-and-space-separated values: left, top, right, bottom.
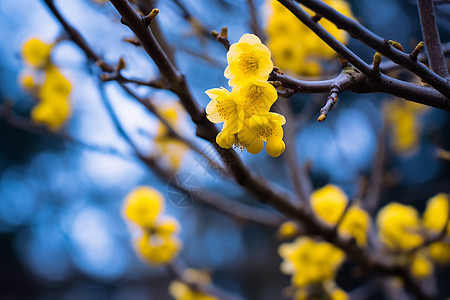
365, 124, 387, 215
406, 194, 450, 254
277, 0, 373, 77
417, 0, 450, 78
290, 0, 450, 99
246, 0, 265, 40
0, 103, 130, 159
42, 0, 114, 72
278, 100, 313, 204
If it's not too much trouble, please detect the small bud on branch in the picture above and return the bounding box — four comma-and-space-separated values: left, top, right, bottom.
388, 40, 404, 52
410, 41, 425, 61
372, 52, 382, 75
142, 8, 159, 26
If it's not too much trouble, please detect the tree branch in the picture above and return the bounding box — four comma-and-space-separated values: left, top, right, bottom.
417, 0, 450, 78
292, 0, 450, 99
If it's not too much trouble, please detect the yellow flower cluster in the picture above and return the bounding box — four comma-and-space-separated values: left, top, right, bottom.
375, 193, 450, 278
122, 186, 182, 265
20, 38, 72, 131
384, 99, 428, 154
266, 0, 353, 76
376, 202, 423, 251
153, 103, 188, 171
279, 237, 347, 298
169, 269, 217, 300
310, 184, 370, 246
205, 34, 286, 157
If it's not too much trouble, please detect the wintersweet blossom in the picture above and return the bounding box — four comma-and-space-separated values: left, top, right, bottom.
154, 103, 189, 171
279, 237, 345, 287
310, 184, 348, 225
224, 33, 273, 86
376, 202, 423, 251
22, 38, 52, 68
123, 186, 165, 227
205, 87, 244, 134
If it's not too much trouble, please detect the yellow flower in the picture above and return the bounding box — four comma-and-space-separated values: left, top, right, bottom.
205, 87, 244, 134
135, 231, 182, 265
225, 33, 273, 86
234, 80, 278, 116
411, 250, 433, 278
279, 237, 345, 287
423, 193, 450, 234
22, 38, 52, 67
429, 242, 450, 264
20, 73, 35, 90
338, 205, 370, 247
123, 186, 165, 227
249, 112, 286, 156
154, 103, 188, 171
169, 269, 217, 300
376, 202, 423, 251
31, 96, 71, 131
39, 66, 72, 101
383, 99, 428, 154
330, 288, 349, 300
310, 184, 348, 226
277, 221, 301, 239
216, 123, 265, 155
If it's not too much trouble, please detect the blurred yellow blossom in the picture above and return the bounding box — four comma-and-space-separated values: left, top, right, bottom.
310, 184, 347, 226
277, 221, 301, 239
135, 231, 182, 265
123, 187, 182, 265
20, 73, 35, 90
154, 103, 189, 171
338, 205, 370, 247
22, 38, 52, 68
20, 38, 72, 131
225, 33, 273, 86
123, 186, 165, 227
31, 98, 71, 131
330, 288, 349, 300
384, 99, 428, 154
279, 237, 345, 287
423, 193, 450, 233
169, 269, 217, 300
411, 250, 433, 278
429, 242, 450, 264
376, 202, 423, 251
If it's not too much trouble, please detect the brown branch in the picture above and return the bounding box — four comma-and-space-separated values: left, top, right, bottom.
270, 67, 450, 111
417, 0, 450, 78
364, 124, 387, 215
42, 0, 114, 72
292, 0, 450, 99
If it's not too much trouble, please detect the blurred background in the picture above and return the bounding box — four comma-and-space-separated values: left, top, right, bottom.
0, 0, 449, 299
